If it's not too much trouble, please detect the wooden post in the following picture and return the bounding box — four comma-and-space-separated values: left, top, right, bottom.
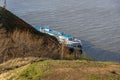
61, 43, 64, 60
61, 39, 65, 60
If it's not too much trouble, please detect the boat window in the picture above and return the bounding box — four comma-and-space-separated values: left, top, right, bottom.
61, 32, 64, 35
78, 45, 82, 48
41, 27, 44, 29
69, 38, 73, 41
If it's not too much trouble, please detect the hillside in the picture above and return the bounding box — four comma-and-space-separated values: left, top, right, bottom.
0, 6, 59, 63
0, 6, 82, 65
0, 60, 120, 80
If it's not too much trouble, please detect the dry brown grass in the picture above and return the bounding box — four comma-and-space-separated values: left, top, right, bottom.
0, 29, 61, 63
0, 63, 30, 80
0, 57, 48, 74
40, 61, 120, 80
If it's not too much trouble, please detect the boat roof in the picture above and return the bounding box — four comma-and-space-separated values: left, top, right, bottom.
36, 26, 74, 39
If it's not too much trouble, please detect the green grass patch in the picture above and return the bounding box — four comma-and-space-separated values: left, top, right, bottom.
88, 75, 100, 80
16, 61, 51, 80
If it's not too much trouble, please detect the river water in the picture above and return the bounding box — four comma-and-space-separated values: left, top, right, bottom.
1, 0, 120, 62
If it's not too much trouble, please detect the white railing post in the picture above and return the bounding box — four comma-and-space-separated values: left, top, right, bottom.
3, 0, 6, 9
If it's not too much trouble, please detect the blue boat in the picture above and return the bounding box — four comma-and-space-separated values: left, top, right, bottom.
35, 26, 82, 52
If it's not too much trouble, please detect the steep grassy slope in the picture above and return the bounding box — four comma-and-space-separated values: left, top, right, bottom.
0, 60, 120, 80
0, 7, 79, 64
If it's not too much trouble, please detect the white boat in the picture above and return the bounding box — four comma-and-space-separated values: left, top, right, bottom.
35, 27, 82, 52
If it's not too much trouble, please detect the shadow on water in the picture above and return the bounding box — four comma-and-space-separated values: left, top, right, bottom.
82, 40, 120, 63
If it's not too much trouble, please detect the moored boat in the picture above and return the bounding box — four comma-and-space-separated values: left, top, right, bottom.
35, 27, 82, 53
